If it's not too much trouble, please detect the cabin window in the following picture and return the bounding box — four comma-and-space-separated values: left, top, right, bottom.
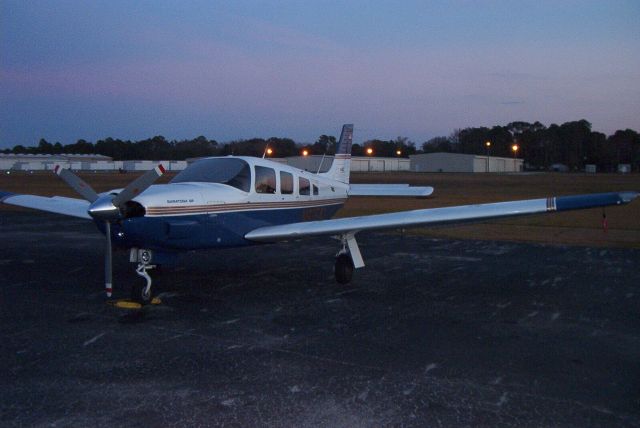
280, 171, 293, 194
171, 158, 250, 192
255, 166, 276, 194
299, 177, 310, 195
312, 184, 319, 195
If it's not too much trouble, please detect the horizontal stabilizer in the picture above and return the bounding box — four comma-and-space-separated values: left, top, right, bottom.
245, 191, 638, 242
349, 184, 433, 197
1, 193, 91, 219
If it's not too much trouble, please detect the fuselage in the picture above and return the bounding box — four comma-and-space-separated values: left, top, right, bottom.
104, 156, 348, 251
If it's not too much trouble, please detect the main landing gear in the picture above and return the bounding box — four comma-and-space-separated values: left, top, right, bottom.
334, 233, 365, 284
335, 252, 354, 284
130, 248, 156, 305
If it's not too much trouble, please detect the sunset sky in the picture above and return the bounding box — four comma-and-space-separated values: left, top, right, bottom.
1, 0, 639, 147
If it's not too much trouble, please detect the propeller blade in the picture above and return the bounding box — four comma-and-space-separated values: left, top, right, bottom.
112, 164, 165, 207
54, 165, 99, 203
105, 221, 113, 297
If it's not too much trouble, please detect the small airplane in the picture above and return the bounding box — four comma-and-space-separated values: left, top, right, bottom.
1, 124, 637, 304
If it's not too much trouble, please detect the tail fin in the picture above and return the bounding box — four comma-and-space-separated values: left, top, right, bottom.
320, 124, 353, 184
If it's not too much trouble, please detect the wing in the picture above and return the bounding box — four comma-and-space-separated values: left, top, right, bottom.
245, 191, 638, 242
348, 184, 433, 197
1, 191, 92, 220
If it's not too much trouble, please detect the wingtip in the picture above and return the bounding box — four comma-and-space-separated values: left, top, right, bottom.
0, 190, 15, 202
619, 191, 639, 203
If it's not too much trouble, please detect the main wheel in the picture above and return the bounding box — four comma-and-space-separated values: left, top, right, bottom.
131, 282, 152, 305
335, 253, 354, 284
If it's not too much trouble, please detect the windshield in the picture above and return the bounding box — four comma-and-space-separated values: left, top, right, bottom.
171, 158, 251, 192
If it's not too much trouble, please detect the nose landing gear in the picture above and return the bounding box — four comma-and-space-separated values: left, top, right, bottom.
130, 248, 156, 305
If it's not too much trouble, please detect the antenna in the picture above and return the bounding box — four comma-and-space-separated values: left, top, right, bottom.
262, 144, 273, 159
316, 153, 326, 174
316, 140, 332, 173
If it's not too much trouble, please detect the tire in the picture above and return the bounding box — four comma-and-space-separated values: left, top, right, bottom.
335, 253, 354, 284
131, 282, 152, 305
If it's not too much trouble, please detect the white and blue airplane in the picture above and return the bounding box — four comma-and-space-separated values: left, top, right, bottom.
1, 125, 637, 303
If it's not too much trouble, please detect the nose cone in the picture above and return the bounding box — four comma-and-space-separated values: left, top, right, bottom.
88, 195, 120, 220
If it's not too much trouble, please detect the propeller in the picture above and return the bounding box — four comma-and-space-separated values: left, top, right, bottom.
54, 164, 166, 297
54, 165, 99, 203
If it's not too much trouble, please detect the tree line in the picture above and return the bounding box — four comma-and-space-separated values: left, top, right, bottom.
423, 120, 640, 172
2, 119, 638, 171
1, 134, 418, 161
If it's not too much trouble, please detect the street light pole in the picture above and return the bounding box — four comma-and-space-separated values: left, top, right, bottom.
485, 141, 491, 173
511, 143, 519, 172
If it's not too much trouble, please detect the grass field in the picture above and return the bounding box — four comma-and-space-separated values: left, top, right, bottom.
1, 170, 639, 248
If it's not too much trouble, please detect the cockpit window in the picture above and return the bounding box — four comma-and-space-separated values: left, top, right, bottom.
255, 166, 276, 194
171, 158, 251, 192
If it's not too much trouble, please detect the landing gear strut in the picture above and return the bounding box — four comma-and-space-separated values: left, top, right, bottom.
334, 233, 365, 284
130, 248, 155, 304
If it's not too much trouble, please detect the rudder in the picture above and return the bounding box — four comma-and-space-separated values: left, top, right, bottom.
320, 124, 353, 184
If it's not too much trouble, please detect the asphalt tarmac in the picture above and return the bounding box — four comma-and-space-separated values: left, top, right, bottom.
1, 212, 639, 427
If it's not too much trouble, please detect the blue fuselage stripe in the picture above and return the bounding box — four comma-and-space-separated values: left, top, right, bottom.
107, 203, 344, 251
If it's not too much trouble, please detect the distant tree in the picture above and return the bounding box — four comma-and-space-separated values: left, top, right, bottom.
311, 135, 337, 155
266, 137, 298, 157
557, 120, 591, 169
36, 138, 53, 154
362, 139, 393, 157
457, 127, 493, 155
64, 139, 95, 154
221, 138, 267, 157
422, 136, 452, 153
173, 136, 218, 159
507, 121, 547, 167
608, 129, 640, 171
392, 136, 416, 157
12, 145, 28, 154
359, 138, 415, 157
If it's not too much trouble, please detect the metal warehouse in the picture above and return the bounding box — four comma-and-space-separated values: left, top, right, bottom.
286, 155, 410, 173
410, 152, 523, 173
0, 154, 187, 172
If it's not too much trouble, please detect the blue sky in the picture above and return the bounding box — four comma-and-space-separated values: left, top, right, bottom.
1, 0, 639, 148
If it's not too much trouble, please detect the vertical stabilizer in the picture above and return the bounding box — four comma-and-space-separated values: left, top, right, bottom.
320, 124, 353, 184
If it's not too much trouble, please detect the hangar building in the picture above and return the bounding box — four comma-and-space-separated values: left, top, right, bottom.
0, 153, 112, 171
410, 152, 523, 173
0, 154, 187, 172
286, 155, 410, 172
